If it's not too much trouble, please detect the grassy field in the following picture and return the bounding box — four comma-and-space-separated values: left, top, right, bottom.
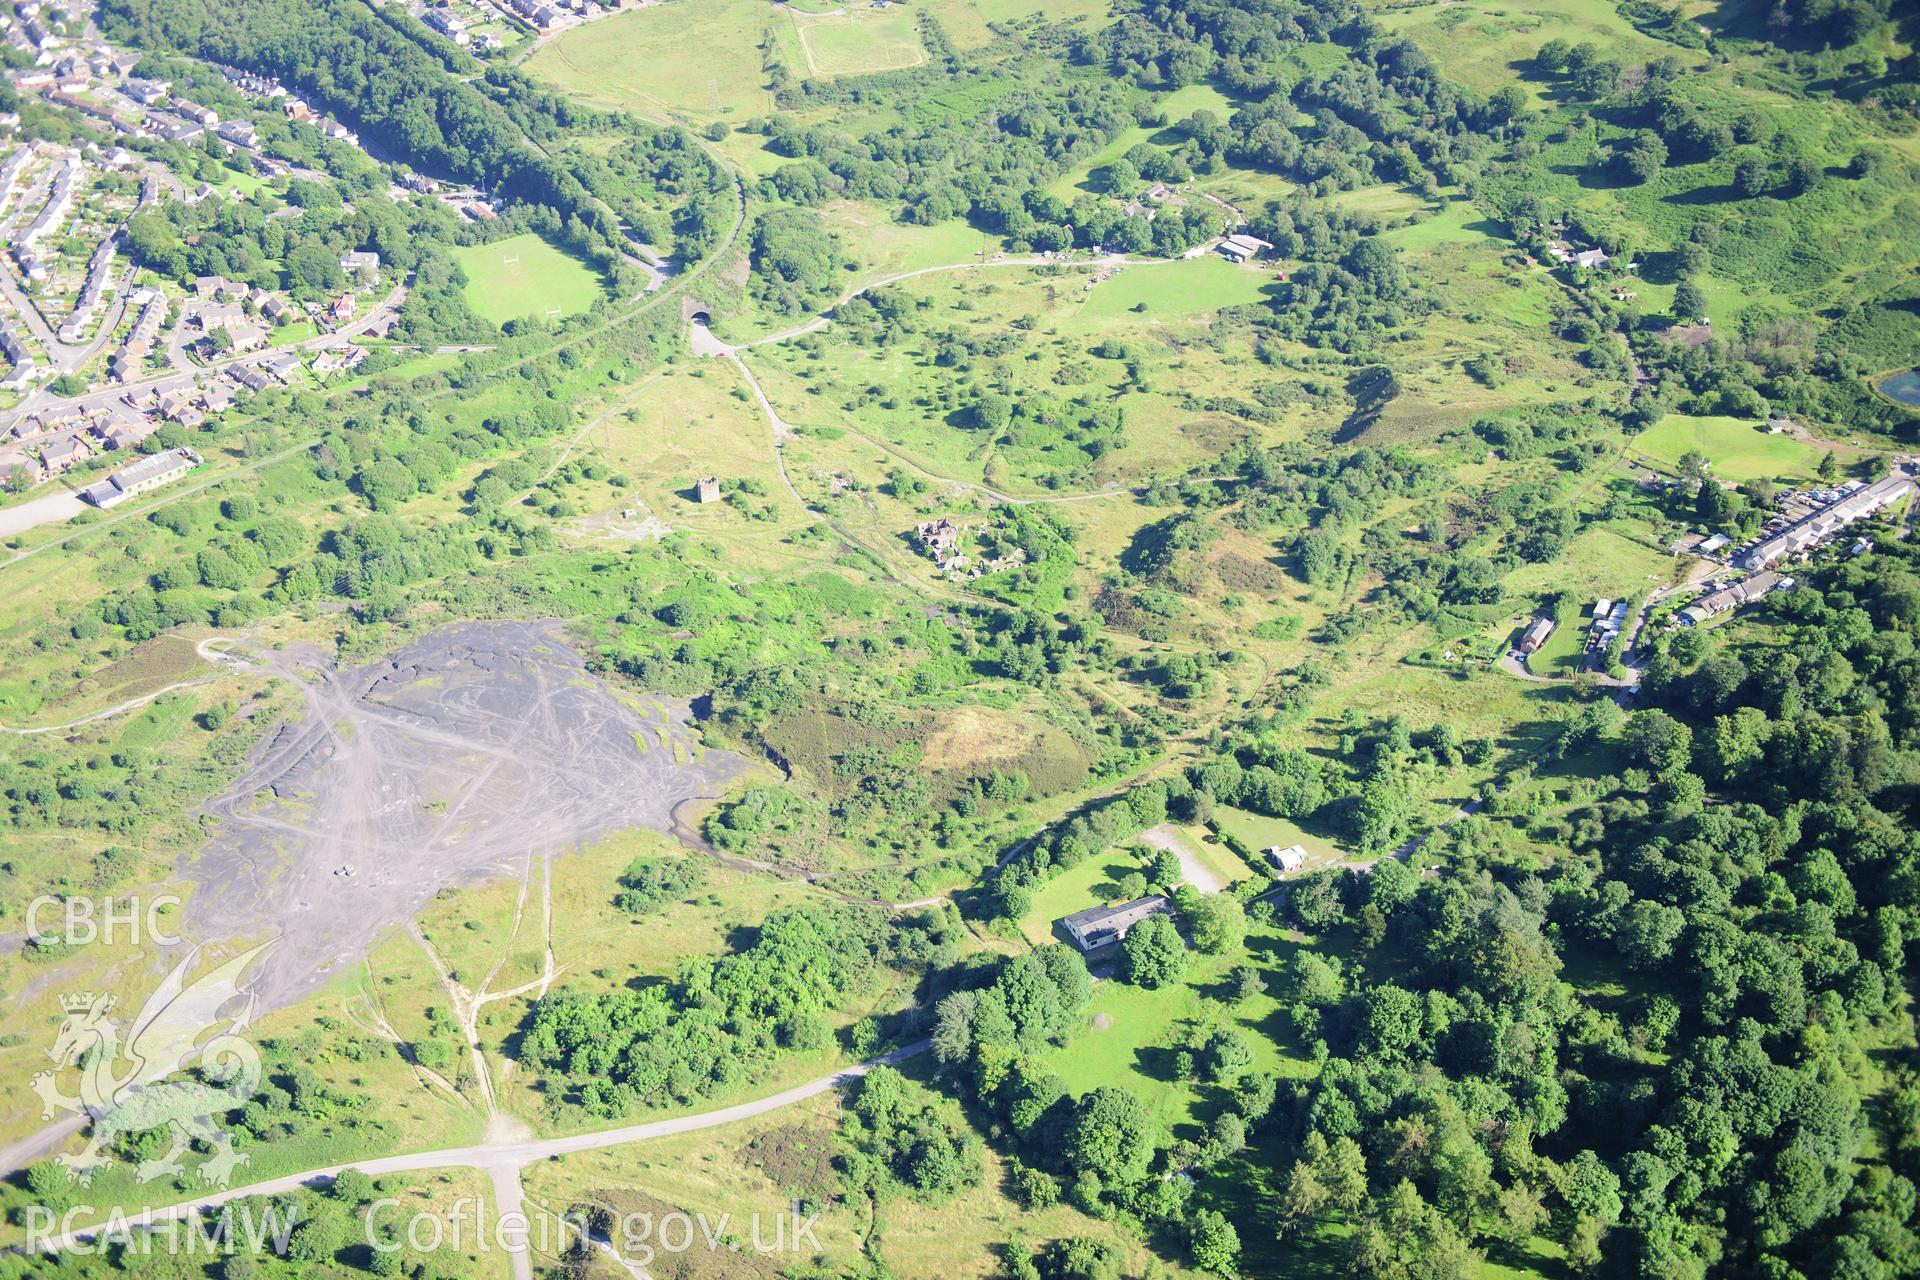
1526, 600, 1594, 677
1065, 256, 1276, 326
920, 0, 1114, 48
517, 1091, 1178, 1280
528, 0, 783, 119
1632, 413, 1822, 483
0, 948, 490, 1239
1503, 526, 1679, 604
749, 257, 1327, 495
793, 6, 926, 76
1176, 823, 1259, 888
1213, 806, 1347, 869
1369, 0, 1705, 106
1044, 83, 1237, 200
453, 234, 605, 325
1031, 921, 1317, 1142
1019, 845, 1143, 945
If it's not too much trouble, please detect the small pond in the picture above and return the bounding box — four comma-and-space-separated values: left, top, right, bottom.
1880, 369, 1920, 408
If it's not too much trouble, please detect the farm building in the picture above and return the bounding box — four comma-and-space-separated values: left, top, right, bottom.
82, 448, 201, 509
1060, 896, 1171, 952
1216, 234, 1271, 264
1265, 844, 1306, 874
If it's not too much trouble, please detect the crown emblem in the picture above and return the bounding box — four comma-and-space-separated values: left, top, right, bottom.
60, 992, 102, 1013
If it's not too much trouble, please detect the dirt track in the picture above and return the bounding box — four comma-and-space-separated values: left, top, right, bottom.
184, 621, 747, 1011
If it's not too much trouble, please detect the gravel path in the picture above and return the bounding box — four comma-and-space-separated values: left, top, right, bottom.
1139, 822, 1226, 894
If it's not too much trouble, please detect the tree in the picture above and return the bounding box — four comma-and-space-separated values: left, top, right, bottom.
1367, 857, 1417, 915
1625, 709, 1694, 774
329, 1168, 375, 1203
1733, 154, 1770, 198
1536, 38, 1574, 72
1204, 1027, 1256, 1082
1673, 280, 1709, 323
1618, 132, 1668, 184
1348, 1180, 1480, 1280
1122, 915, 1187, 988
25, 1161, 75, 1212
1189, 1209, 1241, 1275
1363, 983, 1423, 1059
1066, 1087, 1157, 1185
1678, 449, 1713, 488
1490, 84, 1528, 123
1280, 1151, 1332, 1230
356, 459, 418, 512
1785, 156, 1820, 195
1292, 873, 1347, 932
1351, 778, 1411, 853
1182, 890, 1245, 954
974, 392, 1013, 433
1039, 1236, 1124, 1280
1618, 899, 1686, 968
196, 548, 253, 591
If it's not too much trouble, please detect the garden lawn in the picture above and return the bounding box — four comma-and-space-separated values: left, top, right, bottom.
1032, 931, 1313, 1143
1019, 845, 1141, 945
1214, 806, 1344, 869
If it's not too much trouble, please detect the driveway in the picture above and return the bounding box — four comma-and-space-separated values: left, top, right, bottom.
1140, 822, 1226, 893
0, 488, 85, 540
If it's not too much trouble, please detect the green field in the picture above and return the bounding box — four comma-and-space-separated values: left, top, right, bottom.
793, 6, 925, 76
1031, 923, 1315, 1142
1369, 0, 1705, 106
1633, 413, 1822, 483
527, 0, 780, 118
920, 0, 1114, 48
1066, 256, 1276, 326
1020, 845, 1140, 945
1214, 806, 1346, 868
1526, 602, 1594, 677
452, 234, 605, 325
1044, 83, 1238, 199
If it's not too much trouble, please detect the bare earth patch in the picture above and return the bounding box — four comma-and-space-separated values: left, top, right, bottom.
920, 706, 1037, 771
181, 620, 746, 1012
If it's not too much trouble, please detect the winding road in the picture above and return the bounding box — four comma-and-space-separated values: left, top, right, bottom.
35, 1041, 929, 1258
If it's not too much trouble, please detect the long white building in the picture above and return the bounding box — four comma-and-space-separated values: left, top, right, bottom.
1737, 468, 1919, 571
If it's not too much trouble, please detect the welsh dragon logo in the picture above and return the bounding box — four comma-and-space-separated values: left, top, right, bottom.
31, 944, 270, 1187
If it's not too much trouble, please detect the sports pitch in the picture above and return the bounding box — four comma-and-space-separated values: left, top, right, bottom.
453, 233, 605, 324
